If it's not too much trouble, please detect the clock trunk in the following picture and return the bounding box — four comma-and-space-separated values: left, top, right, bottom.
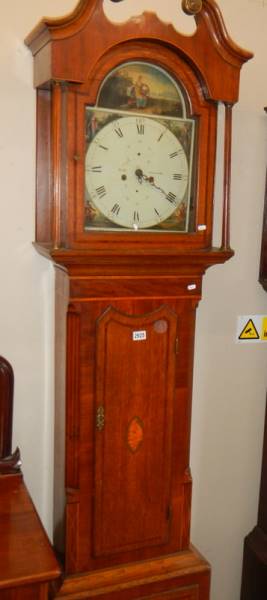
54, 272, 197, 575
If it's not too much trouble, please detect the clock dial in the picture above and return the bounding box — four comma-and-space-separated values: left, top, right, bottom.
85, 112, 193, 231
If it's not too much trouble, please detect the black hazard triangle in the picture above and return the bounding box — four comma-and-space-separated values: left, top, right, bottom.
239, 319, 259, 340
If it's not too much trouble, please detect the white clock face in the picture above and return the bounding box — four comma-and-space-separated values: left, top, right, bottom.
85, 113, 190, 230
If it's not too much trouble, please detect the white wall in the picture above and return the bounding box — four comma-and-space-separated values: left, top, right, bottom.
0, 1, 266, 599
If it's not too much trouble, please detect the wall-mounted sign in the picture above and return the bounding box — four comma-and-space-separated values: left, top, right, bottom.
237, 315, 267, 343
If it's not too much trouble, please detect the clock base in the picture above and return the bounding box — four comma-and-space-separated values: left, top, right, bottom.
53, 546, 210, 599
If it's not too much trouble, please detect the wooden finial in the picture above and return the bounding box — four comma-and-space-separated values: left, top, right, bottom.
182, 0, 203, 15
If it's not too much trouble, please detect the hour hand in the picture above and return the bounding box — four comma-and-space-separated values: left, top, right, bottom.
142, 173, 167, 197
135, 169, 154, 185
135, 169, 168, 198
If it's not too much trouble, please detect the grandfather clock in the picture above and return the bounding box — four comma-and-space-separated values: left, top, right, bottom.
25, 1, 252, 598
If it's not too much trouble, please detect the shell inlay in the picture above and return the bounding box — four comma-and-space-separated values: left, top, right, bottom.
127, 417, 144, 453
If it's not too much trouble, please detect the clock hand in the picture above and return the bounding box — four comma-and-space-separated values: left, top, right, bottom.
142, 173, 168, 197
135, 169, 155, 186
135, 169, 176, 203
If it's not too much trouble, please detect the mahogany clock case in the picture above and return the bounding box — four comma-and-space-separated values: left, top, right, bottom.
25, 1, 253, 599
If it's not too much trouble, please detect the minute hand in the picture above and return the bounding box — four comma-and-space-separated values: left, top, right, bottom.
142, 174, 175, 201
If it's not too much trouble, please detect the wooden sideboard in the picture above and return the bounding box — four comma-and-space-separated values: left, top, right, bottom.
0, 473, 61, 599
0, 355, 60, 598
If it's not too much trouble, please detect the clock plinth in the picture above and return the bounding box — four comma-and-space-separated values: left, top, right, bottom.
54, 548, 210, 599
25, 1, 252, 598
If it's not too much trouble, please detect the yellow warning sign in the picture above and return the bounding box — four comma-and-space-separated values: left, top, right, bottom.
261, 317, 267, 341
237, 316, 267, 343
239, 319, 259, 340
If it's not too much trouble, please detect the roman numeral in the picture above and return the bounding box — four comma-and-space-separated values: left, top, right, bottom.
173, 173, 188, 181
134, 211, 140, 222
111, 203, 120, 215
114, 125, 123, 138
166, 192, 177, 204
169, 149, 183, 159
95, 186, 106, 199
154, 208, 160, 217
99, 144, 109, 151
136, 120, 145, 135
157, 131, 166, 142
88, 166, 102, 173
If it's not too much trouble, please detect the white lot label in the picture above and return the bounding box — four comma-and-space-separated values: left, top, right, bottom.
133, 330, 147, 341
